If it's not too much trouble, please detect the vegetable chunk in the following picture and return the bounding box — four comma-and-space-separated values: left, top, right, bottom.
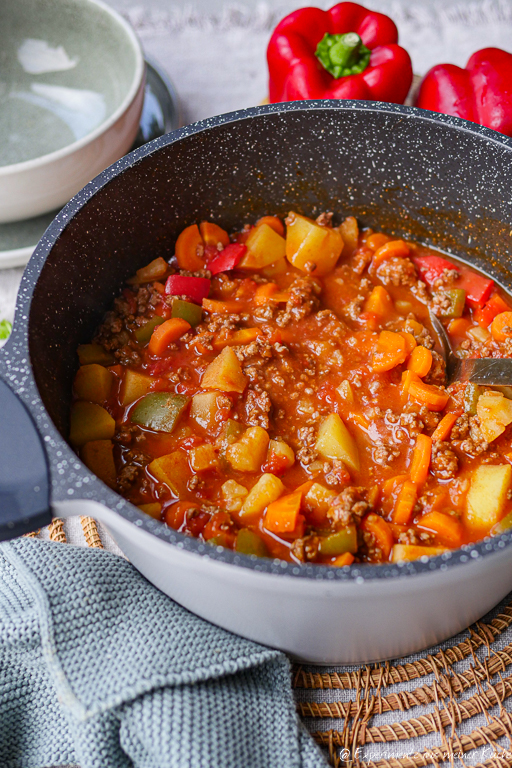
70, 402, 115, 446
465, 464, 512, 533
73, 364, 114, 404
240, 474, 285, 521
81, 440, 116, 489
285, 212, 343, 275
315, 414, 359, 472
476, 390, 512, 442
131, 393, 189, 433
201, 347, 248, 393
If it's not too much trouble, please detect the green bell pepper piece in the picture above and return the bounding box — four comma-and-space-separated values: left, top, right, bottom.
433, 289, 466, 319
172, 299, 202, 327
131, 392, 189, 432
318, 526, 358, 556
135, 316, 165, 345
235, 528, 269, 557
464, 383, 483, 416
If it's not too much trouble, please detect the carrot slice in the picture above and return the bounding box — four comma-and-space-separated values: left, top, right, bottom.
365, 232, 390, 252
392, 480, 417, 525
199, 221, 230, 247
399, 331, 417, 356
148, 318, 191, 355
256, 216, 285, 237
360, 513, 393, 560
213, 327, 261, 350
417, 510, 463, 548
491, 311, 512, 342
431, 411, 461, 442
382, 474, 409, 498
407, 374, 450, 411
253, 283, 278, 305
447, 317, 472, 337
372, 331, 407, 372
175, 224, 205, 271
264, 491, 302, 533
332, 552, 355, 567
371, 239, 410, 269
364, 285, 394, 317
407, 346, 433, 377
202, 298, 243, 314
409, 434, 432, 486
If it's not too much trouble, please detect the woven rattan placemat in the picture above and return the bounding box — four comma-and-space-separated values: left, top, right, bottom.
26, 517, 512, 768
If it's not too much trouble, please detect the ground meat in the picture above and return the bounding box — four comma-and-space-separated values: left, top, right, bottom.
404, 317, 435, 349
244, 387, 272, 428
291, 535, 320, 563
114, 345, 142, 366
432, 269, 460, 290
431, 441, 459, 479
327, 486, 371, 527
452, 414, 489, 456
398, 528, 420, 545
376, 257, 417, 287
205, 314, 241, 334
275, 276, 321, 327
431, 291, 453, 316
295, 425, 318, 465
114, 425, 141, 446
373, 442, 400, 467
424, 350, 446, 386
352, 247, 373, 275
316, 211, 333, 227
323, 460, 351, 488
344, 295, 365, 321
117, 448, 148, 493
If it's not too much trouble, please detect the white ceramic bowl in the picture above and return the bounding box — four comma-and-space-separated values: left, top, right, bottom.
0, 0, 145, 223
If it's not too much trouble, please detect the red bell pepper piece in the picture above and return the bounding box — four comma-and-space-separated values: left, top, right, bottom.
208, 243, 247, 276
165, 275, 210, 304
267, 2, 412, 104
456, 268, 494, 310
412, 255, 460, 287
416, 48, 512, 136
413, 254, 494, 309
474, 293, 512, 328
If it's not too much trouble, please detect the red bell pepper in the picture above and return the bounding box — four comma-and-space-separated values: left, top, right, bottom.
208, 243, 247, 276
165, 275, 210, 304
474, 293, 512, 328
267, 2, 412, 103
413, 254, 494, 309
415, 48, 512, 136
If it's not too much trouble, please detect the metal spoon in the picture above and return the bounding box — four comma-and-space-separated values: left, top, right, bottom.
428, 308, 512, 387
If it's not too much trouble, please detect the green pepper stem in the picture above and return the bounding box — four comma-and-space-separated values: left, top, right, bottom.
315, 32, 371, 79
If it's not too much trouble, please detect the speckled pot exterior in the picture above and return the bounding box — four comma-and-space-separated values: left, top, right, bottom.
2, 101, 512, 663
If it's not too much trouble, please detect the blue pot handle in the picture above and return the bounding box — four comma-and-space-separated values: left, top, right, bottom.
0, 377, 52, 539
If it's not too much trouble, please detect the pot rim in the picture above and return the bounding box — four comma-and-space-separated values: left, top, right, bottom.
7, 99, 512, 583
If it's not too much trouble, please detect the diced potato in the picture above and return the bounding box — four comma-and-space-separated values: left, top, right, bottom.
77, 344, 115, 366
201, 347, 248, 394
221, 479, 249, 512
73, 364, 114, 405
465, 464, 512, 533
81, 440, 116, 489
267, 439, 295, 471
190, 443, 218, 472
339, 216, 358, 256
70, 402, 115, 446
120, 369, 153, 406
225, 426, 269, 472
476, 391, 512, 442
148, 451, 190, 496
239, 223, 286, 269
240, 473, 285, 521
260, 258, 287, 278
337, 380, 354, 404
314, 413, 360, 473
304, 483, 336, 513
138, 502, 162, 519
190, 391, 229, 433
128, 257, 168, 284
285, 212, 343, 276
391, 544, 447, 563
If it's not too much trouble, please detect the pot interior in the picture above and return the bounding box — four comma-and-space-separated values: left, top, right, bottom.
27, 105, 512, 439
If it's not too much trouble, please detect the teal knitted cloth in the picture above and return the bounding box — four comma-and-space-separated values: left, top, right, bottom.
0, 539, 327, 768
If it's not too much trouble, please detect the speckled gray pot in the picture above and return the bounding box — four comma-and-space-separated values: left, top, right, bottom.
1, 101, 512, 663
